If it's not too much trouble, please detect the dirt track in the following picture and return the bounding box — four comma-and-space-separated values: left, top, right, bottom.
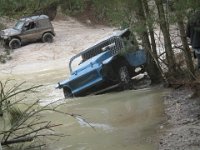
0, 17, 114, 75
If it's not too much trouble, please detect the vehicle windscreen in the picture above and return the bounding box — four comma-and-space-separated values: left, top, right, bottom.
14, 21, 25, 30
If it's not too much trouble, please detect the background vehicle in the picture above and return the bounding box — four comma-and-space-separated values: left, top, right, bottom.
57, 29, 148, 98
0, 15, 55, 49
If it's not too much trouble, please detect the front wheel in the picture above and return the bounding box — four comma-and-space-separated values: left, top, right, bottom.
63, 88, 73, 99
42, 33, 54, 43
9, 38, 21, 49
118, 66, 132, 90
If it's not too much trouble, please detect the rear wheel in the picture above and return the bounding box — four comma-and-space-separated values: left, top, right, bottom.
9, 38, 21, 49
42, 33, 53, 43
63, 88, 73, 99
118, 66, 132, 90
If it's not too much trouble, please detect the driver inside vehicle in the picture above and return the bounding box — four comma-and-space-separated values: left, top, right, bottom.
24, 22, 36, 30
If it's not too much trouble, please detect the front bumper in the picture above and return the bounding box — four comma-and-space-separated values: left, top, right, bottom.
55, 83, 60, 89
0, 35, 9, 40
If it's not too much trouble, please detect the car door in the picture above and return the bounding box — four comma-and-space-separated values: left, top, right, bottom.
20, 21, 40, 43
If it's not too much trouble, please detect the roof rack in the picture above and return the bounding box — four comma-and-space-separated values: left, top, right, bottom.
20, 15, 49, 22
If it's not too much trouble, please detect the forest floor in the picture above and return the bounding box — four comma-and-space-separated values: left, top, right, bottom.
159, 86, 200, 150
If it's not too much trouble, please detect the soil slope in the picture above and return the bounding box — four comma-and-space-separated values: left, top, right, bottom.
159, 87, 200, 150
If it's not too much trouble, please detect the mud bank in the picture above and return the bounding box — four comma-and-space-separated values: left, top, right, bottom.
159, 88, 200, 150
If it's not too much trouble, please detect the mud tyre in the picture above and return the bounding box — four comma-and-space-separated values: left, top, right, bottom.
118, 66, 132, 90
42, 33, 53, 43
9, 38, 21, 49
63, 88, 73, 99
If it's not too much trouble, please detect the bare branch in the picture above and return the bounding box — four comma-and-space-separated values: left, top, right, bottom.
1, 136, 33, 145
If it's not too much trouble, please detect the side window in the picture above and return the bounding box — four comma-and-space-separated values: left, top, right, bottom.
24, 21, 36, 31
121, 31, 139, 52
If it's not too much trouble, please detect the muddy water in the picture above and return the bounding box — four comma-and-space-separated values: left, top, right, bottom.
43, 88, 165, 150
0, 69, 166, 150
0, 19, 166, 149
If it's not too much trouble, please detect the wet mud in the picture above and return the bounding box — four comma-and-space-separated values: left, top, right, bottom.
159, 88, 200, 150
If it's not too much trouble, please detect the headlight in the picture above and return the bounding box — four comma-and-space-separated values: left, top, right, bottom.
0, 32, 9, 39
4, 32, 8, 36
55, 82, 60, 89
1, 35, 8, 39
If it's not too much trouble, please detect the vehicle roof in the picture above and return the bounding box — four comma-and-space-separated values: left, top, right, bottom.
112, 28, 129, 37
78, 28, 128, 54
69, 28, 129, 73
20, 15, 49, 22
89, 28, 128, 46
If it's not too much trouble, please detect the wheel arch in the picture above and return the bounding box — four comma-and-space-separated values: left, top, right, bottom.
109, 55, 132, 74
10, 36, 22, 42
42, 31, 55, 38
8, 37, 22, 49
63, 86, 72, 93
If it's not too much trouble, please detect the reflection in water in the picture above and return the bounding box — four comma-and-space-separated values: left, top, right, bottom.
43, 87, 166, 150
76, 116, 114, 132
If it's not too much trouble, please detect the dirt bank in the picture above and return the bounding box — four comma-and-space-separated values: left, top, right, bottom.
0, 17, 114, 76
159, 87, 200, 150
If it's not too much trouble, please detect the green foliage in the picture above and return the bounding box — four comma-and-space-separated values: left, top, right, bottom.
0, 23, 5, 30
166, 0, 200, 22
187, 0, 200, 10
0, 81, 49, 148
0, 0, 58, 17
0, 80, 81, 149
89, 0, 135, 26
60, 0, 85, 15
8, 107, 24, 126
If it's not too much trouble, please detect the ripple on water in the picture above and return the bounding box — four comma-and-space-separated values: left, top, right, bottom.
76, 116, 114, 132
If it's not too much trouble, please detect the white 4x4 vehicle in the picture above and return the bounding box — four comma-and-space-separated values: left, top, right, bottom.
0, 15, 55, 49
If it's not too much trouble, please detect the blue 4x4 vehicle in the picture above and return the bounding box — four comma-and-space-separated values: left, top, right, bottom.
57, 29, 148, 98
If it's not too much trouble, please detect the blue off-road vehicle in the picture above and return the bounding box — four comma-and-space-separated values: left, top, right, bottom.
57, 29, 148, 98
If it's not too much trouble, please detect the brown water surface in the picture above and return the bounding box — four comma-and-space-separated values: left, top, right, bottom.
43, 88, 165, 150
0, 20, 166, 150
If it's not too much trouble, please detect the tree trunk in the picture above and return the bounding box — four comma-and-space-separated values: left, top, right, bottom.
0, 107, 2, 116
169, 0, 195, 79
154, 0, 176, 74
0, 102, 2, 116
177, 18, 195, 77
0, 143, 2, 150
142, 0, 158, 60
135, 0, 163, 84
